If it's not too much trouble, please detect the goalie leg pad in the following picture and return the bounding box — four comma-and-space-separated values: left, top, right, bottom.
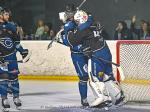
90, 78, 111, 107
104, 79, 125, 105
90, 81, 104, 107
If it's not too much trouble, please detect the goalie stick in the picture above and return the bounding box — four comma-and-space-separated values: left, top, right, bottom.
47, 0, 87, 50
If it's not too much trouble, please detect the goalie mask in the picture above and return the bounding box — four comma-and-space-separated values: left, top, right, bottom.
74, 10, 88, 25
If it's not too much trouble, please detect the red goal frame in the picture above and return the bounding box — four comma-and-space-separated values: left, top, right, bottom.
116, 40, 150, 82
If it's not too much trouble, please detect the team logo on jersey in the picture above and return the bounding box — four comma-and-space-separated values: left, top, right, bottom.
0, 37, 14, 49
83, 64, 88, 73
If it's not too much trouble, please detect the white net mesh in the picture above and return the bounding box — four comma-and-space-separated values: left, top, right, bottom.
117, 41, 150, 103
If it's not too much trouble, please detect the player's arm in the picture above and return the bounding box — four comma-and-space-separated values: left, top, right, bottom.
130, 16, 140, 36
59, 21, 77, 46
8, 22, 30, 62
78, 15, 93, 31
67, 28, 91, 47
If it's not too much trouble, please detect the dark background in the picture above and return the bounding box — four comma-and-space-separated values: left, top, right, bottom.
0, 0, 150, 38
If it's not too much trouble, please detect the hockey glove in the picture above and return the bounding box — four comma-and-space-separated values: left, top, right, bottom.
21, 49, 30, 63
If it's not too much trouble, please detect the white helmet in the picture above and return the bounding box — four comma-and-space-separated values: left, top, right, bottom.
74, 10, 88, 25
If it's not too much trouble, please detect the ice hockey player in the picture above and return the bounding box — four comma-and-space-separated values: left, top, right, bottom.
0, 6, 29, 111
58, 3, 94, 106
58, 7, 125, 108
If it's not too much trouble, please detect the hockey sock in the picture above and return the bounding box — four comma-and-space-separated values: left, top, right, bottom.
10, 79, 19, 98
0, 80, 8, 98
78, 80, 88, 99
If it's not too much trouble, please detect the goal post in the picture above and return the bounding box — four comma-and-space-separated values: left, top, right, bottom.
116, 40, 150, 103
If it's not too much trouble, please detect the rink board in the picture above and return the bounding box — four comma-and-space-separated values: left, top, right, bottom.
17, 41, 150, 86
18, 41, 116, 76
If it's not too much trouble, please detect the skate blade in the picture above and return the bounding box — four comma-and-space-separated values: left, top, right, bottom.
16, 106, 22, 110
2, 108, 9, 112
2, 106, 21, 112
90, 100, 112, 109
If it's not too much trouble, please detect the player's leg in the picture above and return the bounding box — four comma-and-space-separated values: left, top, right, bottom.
71, 53, 89, 106
5, 53, 22, 108
9, 77, 22, 108
0, 67, 10, 110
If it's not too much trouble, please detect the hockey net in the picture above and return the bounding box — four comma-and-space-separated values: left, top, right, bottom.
116, 40, 150, 104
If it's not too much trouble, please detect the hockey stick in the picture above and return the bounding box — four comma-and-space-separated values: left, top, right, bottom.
47, 29, 64, 50
91, 55, 125, 81
4, 60, 24, 63
76, 0, 87, 10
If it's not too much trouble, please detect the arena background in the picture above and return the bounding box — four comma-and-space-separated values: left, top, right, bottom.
0, 0, 150, 37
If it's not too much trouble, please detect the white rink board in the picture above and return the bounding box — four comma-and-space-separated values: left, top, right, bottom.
18, 41, 117, 76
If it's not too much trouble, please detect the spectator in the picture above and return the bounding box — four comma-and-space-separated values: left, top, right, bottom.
131, 16, 150, 40
17, 24, 24, 40
41, 25, 50, 40
49, 29, 56, 40
23, 34, 34, 40
114, 21, 133, 40
35, 19, 45, 40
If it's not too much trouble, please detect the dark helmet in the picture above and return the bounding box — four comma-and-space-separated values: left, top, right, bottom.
65, 3, 76, 12
65, 4, 76, 19
3, 7, 12, 16
0, 7, 11, 16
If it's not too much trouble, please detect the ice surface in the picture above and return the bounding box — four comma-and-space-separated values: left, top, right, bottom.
0, 81, 150, 112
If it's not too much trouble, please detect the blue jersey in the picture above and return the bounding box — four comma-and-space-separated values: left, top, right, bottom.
0, 22, 21, 74
62, 15, 107, 53
61, 15, 94, 53
0, 22, 17, 57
